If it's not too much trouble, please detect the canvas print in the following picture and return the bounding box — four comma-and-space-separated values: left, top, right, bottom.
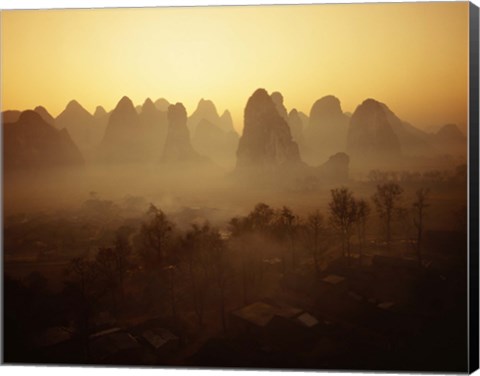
1, 1, 477, 372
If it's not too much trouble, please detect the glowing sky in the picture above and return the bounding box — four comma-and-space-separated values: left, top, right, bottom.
1, 2, 469, 132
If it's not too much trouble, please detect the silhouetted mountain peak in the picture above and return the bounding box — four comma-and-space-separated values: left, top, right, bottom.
66, 99, 81, 110
4, 110, 84, 171
2, 110, 22, 124
94, 106, 107, 118
220, 110, 232, 120
34, 106, 55, 125
168, 103, 188, 123
353, 98, 389, 122
310, 95, 343, 119
116, 96, 135, 111
63, 100, 91, 116
249, 88, 270, 105
154, 98, 170, 112
318, 152, 350, 183
361, 98, 383, 109
58, 100, 92, 121
192, 99, 219, 124
142, 98, 157, 114
236, 88, 302, 172
197, 98, 217, 114
437, 123, 464, 138
271, 91, 288, 121
19, 110, 46, 126
271, 91, 284, 105
161, 102, 207, 165
34, 105, 48, 113
303, 95, 349, 164
347, 98, 402, 166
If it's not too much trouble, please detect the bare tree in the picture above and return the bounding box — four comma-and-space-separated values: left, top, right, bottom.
203, 226, 229, 334
372, 182, 403, 250
95, 247, 120, 312
412, 188, 430, 266
181, 223, 212, 325
306, 210, 329, 275
140, 204, 174, 267
229, 216, 251, 304
247, 202, 275, 233
329, 187, 358, 261
355, 199, 371, 264
274, 206, 300, 272
113, 226, 133, 301
229, 203, 274, 304
67, 257, 99, 360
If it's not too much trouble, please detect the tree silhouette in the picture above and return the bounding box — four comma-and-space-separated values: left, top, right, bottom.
229, 203, 275, 304
67, 257, 99, 360
372, 182, 403, 250
181, 223, 212, 325
140, 204, 174, 267
355, 199, 371, 264
247, 202, 275, 233
274, 206, 299, 273
202, 225, 229, 333
113, 226, 133, 301
412, 187, 430, 266
329, 187, 357, 261
306, 210, 329, 275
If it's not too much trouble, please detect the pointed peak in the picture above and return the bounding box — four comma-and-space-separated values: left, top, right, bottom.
34, 106, 55, 124
142, 97, 156, 112
61, 100, 93, 118
143, 97, 154, 105
115, 96, 135, 111
196, 98, 217, 112
94, 105, 107, 117
220, 110, 233, 123
66, 99, 84, 111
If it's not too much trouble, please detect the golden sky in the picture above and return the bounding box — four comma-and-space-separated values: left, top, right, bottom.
1, 2, 469, 132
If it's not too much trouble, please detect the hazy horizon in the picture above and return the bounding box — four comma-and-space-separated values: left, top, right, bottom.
1, 2, 469, 133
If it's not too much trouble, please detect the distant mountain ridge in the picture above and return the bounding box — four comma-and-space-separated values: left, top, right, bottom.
4, 110, 83, 171
189, 99, 239, 169
2, 92, 466, 175
55, 100, 101, 160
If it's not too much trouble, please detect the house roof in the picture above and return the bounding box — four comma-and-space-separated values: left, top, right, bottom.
377, 302, 395, 310
89, 331, 140, 360
322, 274, 345, 285
232, 302, 302, 327
296, 312, 319, 328
33, 326, 72, 348
142, 328, 178, 350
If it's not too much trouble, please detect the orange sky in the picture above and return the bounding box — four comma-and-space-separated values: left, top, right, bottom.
1, 2, 469, 132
